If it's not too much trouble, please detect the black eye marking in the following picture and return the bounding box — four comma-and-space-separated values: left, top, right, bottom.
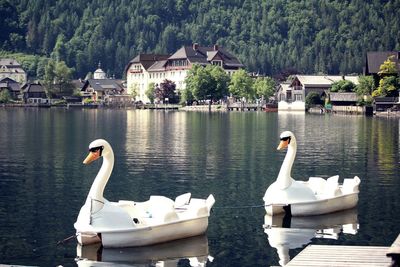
280, 136, 291, 144
89, 146, 104, 156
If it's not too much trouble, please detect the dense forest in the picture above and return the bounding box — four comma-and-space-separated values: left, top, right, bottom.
1, 0, 400, 79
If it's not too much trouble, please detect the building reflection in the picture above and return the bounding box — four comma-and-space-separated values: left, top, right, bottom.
264, 209, 358, 266
125, 110, 188, 169
277, 112, 306, 136
370, 118, 399, 179
76, 235, 212, 267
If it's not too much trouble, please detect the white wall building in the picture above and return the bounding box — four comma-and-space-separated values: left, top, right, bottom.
126, 44, 244, 103
0, 58, 27, 84
277, 75, 359, 112
93, 63, 107, 79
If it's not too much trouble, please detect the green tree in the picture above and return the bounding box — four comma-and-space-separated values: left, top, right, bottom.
185, 64, 212, 101
42, 59, 74, 97
146, 82, 155, 103
129, 83, 139, 100
185, 64, 230, 101
0, 89, 11, 103
378, 56, 398, 75
305, 92, 323, 109
330, 80, 356, 92
180, 87, 194, 105
155, 79, 178, 103
229, 69, 255, 101
51, 33, 67, 61
43, 59, 56, 97
208, 65, 230, 100
372, 76, 400, 97
253, 76, 276, 100
54, 60, 74, 95
0, 0, 24, 51
372, 55, 400, 97
356, 75, 375, 96
36, 58, 49, 79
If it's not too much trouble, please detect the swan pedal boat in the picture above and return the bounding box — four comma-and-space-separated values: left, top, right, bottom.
264, 131, 360, 216
74, 139, 215, 248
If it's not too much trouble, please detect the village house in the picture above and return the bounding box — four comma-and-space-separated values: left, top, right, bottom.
0, 77, 21, 100
125, 54, 170, 102
0, 58, 27, 84
327, 92, 371, 114
364, 51, 400, 83
364, 51, 400, 111
81, 79, 125, 102
126, 43, 244, 103
277, 75, 359, 112
80, 64, 129, 105
21, 82, 48, 104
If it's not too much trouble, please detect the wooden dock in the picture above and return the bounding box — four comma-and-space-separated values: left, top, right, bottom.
286, 245, 392, 267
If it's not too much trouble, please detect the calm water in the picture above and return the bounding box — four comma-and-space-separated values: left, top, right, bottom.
0, 108, 399, 266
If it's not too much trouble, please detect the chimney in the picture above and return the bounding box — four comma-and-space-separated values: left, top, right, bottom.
213, 44, 219, 51
193, 43, 199, 50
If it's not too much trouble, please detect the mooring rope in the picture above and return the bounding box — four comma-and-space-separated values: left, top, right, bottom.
56, 234, 77, 245
32, 234, 76, 252
212, 204, 264, 209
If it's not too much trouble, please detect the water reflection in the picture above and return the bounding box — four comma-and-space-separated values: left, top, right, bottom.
76, 235, 211, 267
264, 209, 358, 266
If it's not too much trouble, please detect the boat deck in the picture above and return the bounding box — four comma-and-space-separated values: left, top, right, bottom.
285, 245, 391, 267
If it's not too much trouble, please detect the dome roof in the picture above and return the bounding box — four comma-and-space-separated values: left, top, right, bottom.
93, 63, 106, 79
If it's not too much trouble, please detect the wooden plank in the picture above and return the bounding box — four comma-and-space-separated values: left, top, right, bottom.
286, 245, 392, 267
387, 233, 400, 255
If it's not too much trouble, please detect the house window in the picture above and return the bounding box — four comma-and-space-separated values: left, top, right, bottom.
286, 91, 292, 101
212, 60, 222, 66
295, 94, 302, 101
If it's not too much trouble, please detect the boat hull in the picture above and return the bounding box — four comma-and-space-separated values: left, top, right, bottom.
77, 216, 209, 248
265, 193, 359, 216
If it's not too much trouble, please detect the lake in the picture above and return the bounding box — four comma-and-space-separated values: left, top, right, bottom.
0, 108, 399, 266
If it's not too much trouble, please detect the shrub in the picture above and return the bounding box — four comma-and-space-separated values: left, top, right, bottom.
0, 90, 11, 103
305, 92, 323, 109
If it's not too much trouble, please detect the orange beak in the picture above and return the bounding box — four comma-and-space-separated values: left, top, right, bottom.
277, 140, 289, 150
83, 150, 100, 164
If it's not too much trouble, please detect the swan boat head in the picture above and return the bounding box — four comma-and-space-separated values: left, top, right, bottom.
264, 131, 316, 208
277, 131, 296, 151
76, 139, 115, 223
276, 131, 297, 189
83, 139, 113, 165
83, 139, 114, 204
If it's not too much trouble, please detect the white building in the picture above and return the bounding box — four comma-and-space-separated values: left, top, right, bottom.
93, 63, 107, 79
277, 75, 359, 112
126, 43, 244, 103
0, 58, 27, 84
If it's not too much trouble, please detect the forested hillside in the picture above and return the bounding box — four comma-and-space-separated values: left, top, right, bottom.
1, 0, 399, 79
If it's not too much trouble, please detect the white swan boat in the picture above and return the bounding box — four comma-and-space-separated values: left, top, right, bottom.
264, 131, 360, 216
74, 139, 215, 248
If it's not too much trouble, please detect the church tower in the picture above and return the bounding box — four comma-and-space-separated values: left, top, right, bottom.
93, 62, 106, 79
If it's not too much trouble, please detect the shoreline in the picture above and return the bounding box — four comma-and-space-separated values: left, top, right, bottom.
2, 103, 400, 117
